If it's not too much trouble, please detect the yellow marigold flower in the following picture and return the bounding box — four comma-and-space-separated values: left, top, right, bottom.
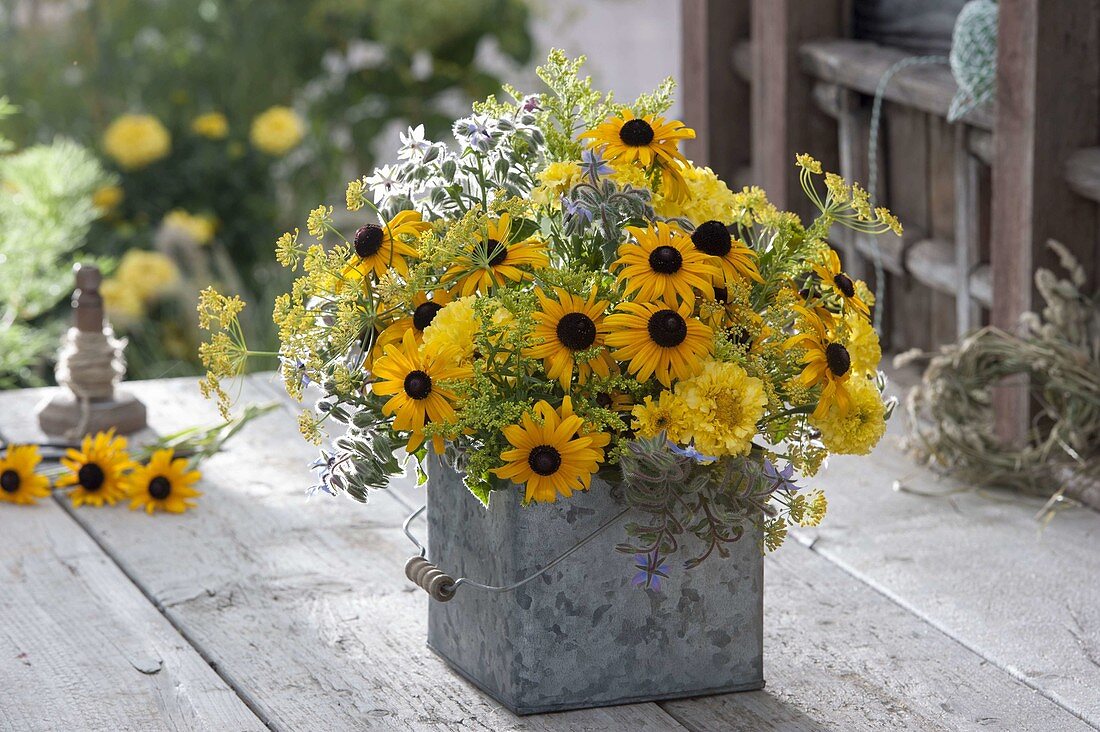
654, 165, 736, 225
163, 209, 216, 245
376, 288, 453, 352
115, 249, 180, 301
845, 311, 882, 375
631, 390, 689, 442
0, 445, 51, 505
493, 399, 604, 504
532, 161, 583, 206
675, 360, 767, 457
191, 111, 229, 140
101, 277, 146, 323
56, 429, 135, 508
126, 449, 202, 514
102, 114, 171, 170
92, 184, 124, 215
810, 376, 886, 455
250, 105, 306, 156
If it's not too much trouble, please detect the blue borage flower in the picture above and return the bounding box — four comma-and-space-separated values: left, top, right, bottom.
631, 551, 670, 591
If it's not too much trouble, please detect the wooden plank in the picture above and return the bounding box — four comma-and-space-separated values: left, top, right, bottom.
1065, 147, 1100, 204
884, 104, 932, 352
927, 116, 957, 347
751, 0, 843, 215
800, 40, 995, 130
990, 0, 1100, 444
955, 126, 983, 336
660, 539, 1092, 732
5, 378, 687, 731
681, 0, 751, 185
795, 368, 1100, 728
0, 392, 265, 732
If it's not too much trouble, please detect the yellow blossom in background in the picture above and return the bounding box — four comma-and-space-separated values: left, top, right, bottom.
102, 114, 171, 170
116, 249, 180, 300
654, 165, 736, 224
91, 184, 124, 215
101, 278, 147, 323
675, 360, 767, 457
163, 209, 217, 245
532, 161, 583, 206
810, 376, 886, 455
250, 106, 305, 156
190, 111, 229, 140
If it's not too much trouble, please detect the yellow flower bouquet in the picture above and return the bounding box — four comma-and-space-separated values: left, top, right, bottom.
199, 51, 901, 583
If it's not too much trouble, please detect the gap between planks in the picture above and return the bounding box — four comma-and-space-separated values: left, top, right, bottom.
50, 453, 283, 732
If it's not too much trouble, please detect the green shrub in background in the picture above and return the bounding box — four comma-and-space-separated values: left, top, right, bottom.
0, 0, 533, 382
0, 98, 110, 388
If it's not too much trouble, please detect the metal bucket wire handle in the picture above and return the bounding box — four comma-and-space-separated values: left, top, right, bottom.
402, 503, 630, 602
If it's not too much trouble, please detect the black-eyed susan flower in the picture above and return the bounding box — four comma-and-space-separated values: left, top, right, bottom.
127, 449, 202, 514
604, 301, 713, 387
372, 329, 473, 453
689, 220, 763, 285
784, 306, 852, 419
57, 430, 134, 507
376, 288, 453, 352
581, 110, 695, 200
613, 222, 717, 307
813, 248, 869, 317
525, 287, 615, 390
343, 209, 429, 282
492, 399, 604, 503
557, 396, 612, 461
0, 445, 51, 505
446, 213, 549, 296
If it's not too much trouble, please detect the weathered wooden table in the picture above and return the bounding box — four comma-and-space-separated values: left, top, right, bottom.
2, 373, 1098, 731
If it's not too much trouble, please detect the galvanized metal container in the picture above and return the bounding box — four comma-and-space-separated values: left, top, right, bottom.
425, 458, 765, 715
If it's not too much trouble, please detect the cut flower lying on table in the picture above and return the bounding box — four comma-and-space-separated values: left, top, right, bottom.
199, 51, 901, 577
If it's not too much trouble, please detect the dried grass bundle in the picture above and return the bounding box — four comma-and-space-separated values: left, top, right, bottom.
900, 241, 1100, 511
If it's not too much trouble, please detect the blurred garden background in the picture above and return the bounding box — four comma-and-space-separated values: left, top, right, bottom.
0, 0, 675, 388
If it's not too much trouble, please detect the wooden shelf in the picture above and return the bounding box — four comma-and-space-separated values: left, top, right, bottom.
799, 39, 994, 130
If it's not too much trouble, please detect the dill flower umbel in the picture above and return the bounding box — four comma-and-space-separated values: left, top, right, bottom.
675, 360, 767, 457
102, 114, 171, 170
810, 376, 886, 455
127, 449, 202, 514
57, 430, 134, 508
0, 445, 51, 505
191, 111, 229, 140
250, 106, 306, 156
